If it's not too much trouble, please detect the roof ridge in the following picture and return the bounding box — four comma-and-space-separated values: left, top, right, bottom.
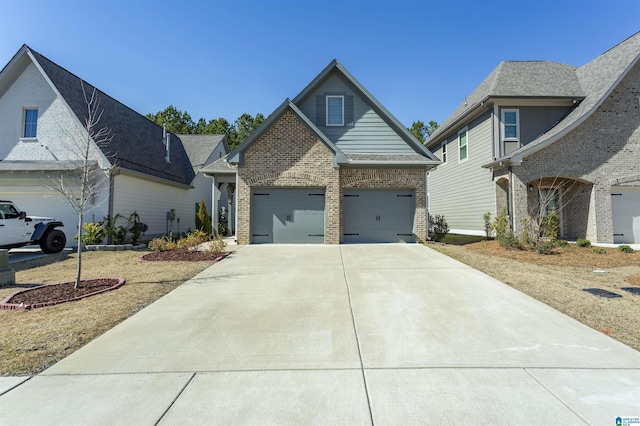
598, 31, 640, 57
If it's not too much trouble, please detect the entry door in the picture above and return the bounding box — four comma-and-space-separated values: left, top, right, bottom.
251, 188, 325, 243
611, 187, 640, 244
343, 189, 415, 243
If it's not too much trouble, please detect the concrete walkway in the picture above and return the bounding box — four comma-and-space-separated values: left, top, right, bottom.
1, 244, 639, 424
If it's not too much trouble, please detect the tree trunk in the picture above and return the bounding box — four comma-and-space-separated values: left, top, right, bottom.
75, 209, 83, 289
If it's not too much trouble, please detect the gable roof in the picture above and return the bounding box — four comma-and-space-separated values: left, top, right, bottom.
178, 134, 228, 173
1, 45, 196, 186
427, 61, 582, 146
428, 32, 640, 166
228, 98, 349, 166
227, 60, 439, 168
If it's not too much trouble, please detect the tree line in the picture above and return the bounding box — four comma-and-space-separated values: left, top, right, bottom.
147, 105, 438, 150
146, 105, 265, 151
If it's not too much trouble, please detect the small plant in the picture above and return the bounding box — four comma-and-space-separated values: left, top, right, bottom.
591, 247, 607, 254
218, 207, 228, 236
196, 200, 212, 236
535, 240, 557, 255
540, 208, 559, 242
148, 234, 177, 252
498, 231, 522, 250
428, 214, 450, 242
103, 214, 128, 245
483, 212, 493, 238
618, 245, 635, 253
127, 211, 148, 245
576, 238, 591, 248
205, 235, 226, 256
556, 239, 569, 247
492, 208, 509, 239
75, 222, 106, 245
178, 230, 210, 250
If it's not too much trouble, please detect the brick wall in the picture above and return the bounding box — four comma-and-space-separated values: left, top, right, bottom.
236, 110, 340, 244
512, 60, 640, 243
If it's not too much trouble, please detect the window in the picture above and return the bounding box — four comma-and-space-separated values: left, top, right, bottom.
501, 109, 519, 141
326, 95, 344, 126
458, 127, 468, 162
23, 108, 38, 138
441, 141, 447, 163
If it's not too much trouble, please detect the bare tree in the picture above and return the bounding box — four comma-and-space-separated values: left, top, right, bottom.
521, 176, 579, 246
47, 83, 114, 288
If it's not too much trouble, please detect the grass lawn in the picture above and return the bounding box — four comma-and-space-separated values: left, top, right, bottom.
0, 250, 217, 376
429, 239, 640, 352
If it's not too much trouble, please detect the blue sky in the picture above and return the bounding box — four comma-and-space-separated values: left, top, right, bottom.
1, 0, 638, 128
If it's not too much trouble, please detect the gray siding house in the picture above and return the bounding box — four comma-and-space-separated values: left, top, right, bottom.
426, 32, 640, 244
203, 60, 439, 244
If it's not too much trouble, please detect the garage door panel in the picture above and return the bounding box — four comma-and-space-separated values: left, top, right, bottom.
612, 187, 640, 244
343, 189, 415, 243
251, 188, 325, 244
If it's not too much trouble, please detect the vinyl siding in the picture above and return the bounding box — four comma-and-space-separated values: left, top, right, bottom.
428, 112, 495, 233
298, 74, 412, 154
112, 174, 197, 238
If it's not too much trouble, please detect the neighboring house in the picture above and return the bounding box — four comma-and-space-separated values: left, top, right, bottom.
203, 59, 439, 244
426, 32, 640, 244
0, 45, 226, 246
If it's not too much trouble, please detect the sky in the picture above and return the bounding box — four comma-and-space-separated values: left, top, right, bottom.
1, 0, 639, 128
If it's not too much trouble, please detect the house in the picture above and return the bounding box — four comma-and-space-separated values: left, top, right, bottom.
203, 60, 439, 244
0, 45, 227, 246
425, 32, 640, 244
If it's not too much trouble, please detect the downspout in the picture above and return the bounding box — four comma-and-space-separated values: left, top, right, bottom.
108, 172, 115, 244
508, 166, 515, 232
425, 170, 430, 241
234, 171, 239, 239
212, 176, 219, 237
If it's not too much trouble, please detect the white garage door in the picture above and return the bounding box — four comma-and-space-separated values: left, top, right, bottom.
611, 186, 640, 244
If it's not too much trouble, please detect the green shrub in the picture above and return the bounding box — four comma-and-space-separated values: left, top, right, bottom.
428, 214, 450, 242
127, 211, 148, 245
178, 230, 210, 250
75, 222, 106, 245
591, 247, 607, 254
218, 207, 228, 236
556, 239, 569, 247
196, 200, 212, 236
498, 231, 522, 250
534, 240, 557, 255
576, 238, 591, 248
483, 212, 493, 238
618, 244, 635, 253
492, 208, 509, 240
540, 208, 559, 242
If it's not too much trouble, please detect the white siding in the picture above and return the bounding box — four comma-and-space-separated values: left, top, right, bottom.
428, 112, 496, 233
298, 74, 412, 154
112, 174, 198, 238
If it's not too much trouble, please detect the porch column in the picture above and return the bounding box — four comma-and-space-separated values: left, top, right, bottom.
212, 176, 219, 236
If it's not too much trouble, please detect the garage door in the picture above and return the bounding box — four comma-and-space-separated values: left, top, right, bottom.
343, 189, 415, 243
612, 186, 640, 244
251, 188, 325, 243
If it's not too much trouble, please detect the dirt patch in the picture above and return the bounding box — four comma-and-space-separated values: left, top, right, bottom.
141, 249, 228, 262
1, 278, 124, 310
465, 240, 636, 268
429, 242, 640, 352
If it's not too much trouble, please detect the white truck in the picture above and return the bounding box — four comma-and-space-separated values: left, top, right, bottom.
0, 200, 67, 254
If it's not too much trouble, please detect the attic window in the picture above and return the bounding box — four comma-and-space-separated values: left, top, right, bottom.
326, 95, 344, 126
23, 108, 38, 138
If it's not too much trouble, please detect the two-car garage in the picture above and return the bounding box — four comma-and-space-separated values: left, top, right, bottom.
250, 187, 416, 244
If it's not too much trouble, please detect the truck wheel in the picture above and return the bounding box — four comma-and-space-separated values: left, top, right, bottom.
39, 229, 66, 254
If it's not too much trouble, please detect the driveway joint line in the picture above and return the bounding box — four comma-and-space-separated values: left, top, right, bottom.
154, 372, 196, 426
524, 368, 592, 425
0, 376, 31, 397
339, 245, 374, 426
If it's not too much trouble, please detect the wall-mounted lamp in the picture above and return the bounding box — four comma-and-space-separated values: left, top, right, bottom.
528, 184, 534, 192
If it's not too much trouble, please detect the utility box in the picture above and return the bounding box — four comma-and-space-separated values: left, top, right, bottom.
0, 249, 15, 287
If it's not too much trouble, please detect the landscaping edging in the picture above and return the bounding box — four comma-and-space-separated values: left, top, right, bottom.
84, 244, 146, 251
0, 277, 126, 310
139, 251, 230, 263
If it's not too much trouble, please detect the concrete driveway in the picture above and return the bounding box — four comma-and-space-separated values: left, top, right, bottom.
1, 244, 639, 424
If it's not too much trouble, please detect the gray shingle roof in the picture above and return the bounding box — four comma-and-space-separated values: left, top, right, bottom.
428, 61, 582, 145
177, 134, 227, 172
200, 154, 237, 175
28, 47, 195, 186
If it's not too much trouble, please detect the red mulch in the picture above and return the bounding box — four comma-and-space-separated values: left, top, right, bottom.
0, 278, 125, 310
140, 249, 229, 262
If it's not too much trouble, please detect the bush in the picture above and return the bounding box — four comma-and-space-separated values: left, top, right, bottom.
75, 222, 105, 245
540, 208, 559, 242
178, 230, 210, 250
127, 211, 148, 245
196, 200, 212, 236
618, 245, 635, 253
492, 208, 509, 240
205, 235, 226, 256
497, 231, 522, 250
428, 214, 449, 242
576, 238, 591, 248
483, 212, 493, 238
534, 240, 557, 255
556, 239, 569, 247
591, 247, 607, 254
148, 235, 177, 252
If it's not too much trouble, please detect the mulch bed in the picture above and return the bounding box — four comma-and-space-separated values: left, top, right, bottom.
0, 278, 125, 310
140, 249, 229, 262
